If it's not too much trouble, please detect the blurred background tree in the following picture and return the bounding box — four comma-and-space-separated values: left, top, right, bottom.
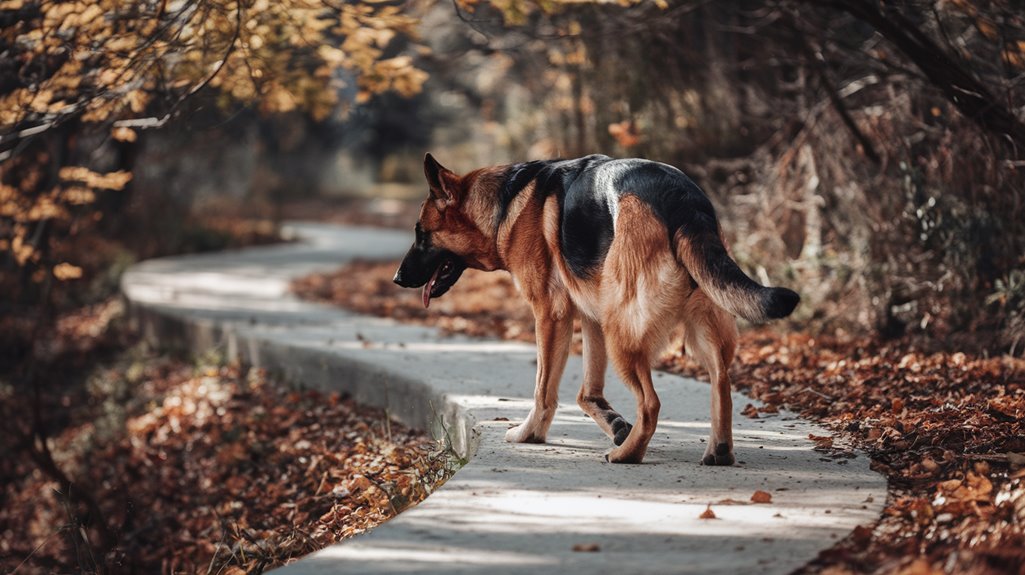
2, 0, 1023, 355
430, 0, 1025, 353
0, 0, 426, 311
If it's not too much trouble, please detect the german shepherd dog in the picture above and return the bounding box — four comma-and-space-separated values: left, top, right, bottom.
394, 154, 799, 465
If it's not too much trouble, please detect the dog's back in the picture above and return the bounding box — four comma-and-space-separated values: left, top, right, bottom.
502, 155, 799, 323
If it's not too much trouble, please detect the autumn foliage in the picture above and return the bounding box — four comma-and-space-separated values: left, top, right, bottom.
0, 0, 426, 300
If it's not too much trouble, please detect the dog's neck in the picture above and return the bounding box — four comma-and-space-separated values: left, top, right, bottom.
447, 168, 506, 271
492, 180, 546, 274
456, 164, 554, 273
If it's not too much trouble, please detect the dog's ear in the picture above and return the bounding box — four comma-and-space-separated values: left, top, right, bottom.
424, 153, 457, 209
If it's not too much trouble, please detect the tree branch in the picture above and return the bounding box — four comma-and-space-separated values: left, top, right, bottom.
823, 0, 1025, 151
792, 24, 881, 164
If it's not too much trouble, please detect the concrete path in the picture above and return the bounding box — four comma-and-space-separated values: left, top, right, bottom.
122, 222, 886, 574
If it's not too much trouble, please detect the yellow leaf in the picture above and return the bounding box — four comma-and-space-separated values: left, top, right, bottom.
53, 262, 83, 281
59, 167, 132, 190
125, 90, 148, 113
11, 234, 35, 265
1003, 48, 1024, 69
106, 36, 138, 53
81, 100, 115, 123
62, 186, 96, 205
0, 183, 16, 203
30, 89, 53, 111
59, 166, 92, 181
112, 126, 137, 142
317, 45, 347, 66
976, 18, 998, 40
25, 196, 68, 221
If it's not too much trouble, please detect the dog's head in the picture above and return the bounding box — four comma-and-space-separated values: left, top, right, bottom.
394, 153, 493, 308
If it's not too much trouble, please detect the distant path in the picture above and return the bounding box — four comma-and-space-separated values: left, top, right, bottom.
122, 222, 886, 574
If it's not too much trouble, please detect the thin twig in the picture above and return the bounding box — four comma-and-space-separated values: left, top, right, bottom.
10, 527, 64, 574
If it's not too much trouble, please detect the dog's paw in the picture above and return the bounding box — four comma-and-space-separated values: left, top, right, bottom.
610, 417, 633, 446
505, 423, 546, 444
604, 445, 645, 464
701, 442, 735, 466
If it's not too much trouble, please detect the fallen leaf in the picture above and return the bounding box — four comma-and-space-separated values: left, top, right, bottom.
751, 490, 773, 504
895, 557, 942, 575
571, 543, 601, 552
699, 504, 717, 519
809, 433, 834, 449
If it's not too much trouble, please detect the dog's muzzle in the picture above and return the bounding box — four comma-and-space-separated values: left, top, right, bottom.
394, 245, 466, 308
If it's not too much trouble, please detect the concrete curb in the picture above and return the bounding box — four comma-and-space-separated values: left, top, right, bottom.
122, 222, 886, 574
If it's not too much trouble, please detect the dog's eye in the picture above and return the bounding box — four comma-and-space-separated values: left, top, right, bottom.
441, 260, 452, 273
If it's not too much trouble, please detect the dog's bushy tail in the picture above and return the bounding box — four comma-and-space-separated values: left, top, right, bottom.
674, 220, 799, 323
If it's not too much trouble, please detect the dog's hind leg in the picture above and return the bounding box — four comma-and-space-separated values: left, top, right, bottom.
683, 294, 739, 465
505, 303, 574, 444
594, 195, 686, 463
576, 315, 633, 446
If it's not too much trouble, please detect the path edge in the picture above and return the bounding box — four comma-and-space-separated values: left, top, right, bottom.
125, 301, 480, 461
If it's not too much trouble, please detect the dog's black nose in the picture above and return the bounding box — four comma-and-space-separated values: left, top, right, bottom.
393, 270, 404, 286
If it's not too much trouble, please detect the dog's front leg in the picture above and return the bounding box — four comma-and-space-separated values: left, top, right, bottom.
576, 316, 633, 446
505, 305, 574, 444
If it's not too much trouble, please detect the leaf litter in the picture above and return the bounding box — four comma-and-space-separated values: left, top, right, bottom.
1, 307, 455, 573
294, 260, 1025, 574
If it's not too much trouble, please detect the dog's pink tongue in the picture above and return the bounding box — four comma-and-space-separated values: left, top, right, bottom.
422, 267, 441, 309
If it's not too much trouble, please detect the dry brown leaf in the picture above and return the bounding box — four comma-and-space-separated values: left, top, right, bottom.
571, 543, 601, 552
895, 558, 942, 575
751, 490, 773, 504
808, 433, 834, 449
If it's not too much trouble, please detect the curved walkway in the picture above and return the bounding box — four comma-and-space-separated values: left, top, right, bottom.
122, 222, 886, 574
